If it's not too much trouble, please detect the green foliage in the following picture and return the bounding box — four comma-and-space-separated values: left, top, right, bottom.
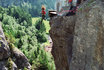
35, 19, 46, 32
24, 67, 28, 70
0, 6, 55, 70
32, 17, 50, 34
31, 47, 55, 70
4, 32, 16, 44
7, 58, 13, 70
36, 33, 47, 43
36, 50, 49, 70
8, 6, 32, 26
20, 0, 56, 17
0, 0, 56, 17
35, 19, 47, 43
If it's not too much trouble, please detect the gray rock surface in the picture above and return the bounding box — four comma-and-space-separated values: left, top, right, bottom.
0, 24, 11, 70
10, 44, 31, 69
50, 0, 104, 70
0, 23, 31, 70
50, 16, 76, 70
0, 24, 10, 60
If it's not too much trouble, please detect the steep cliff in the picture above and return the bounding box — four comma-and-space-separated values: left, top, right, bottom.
50, 0, 104, 70
0, 24, 31, 70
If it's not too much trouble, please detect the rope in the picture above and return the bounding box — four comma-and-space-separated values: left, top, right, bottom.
58, 6, 78, 14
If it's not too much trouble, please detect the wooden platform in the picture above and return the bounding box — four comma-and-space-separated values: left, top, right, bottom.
49, 11, 57, 17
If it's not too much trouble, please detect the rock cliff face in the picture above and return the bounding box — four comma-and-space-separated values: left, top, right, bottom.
50, 0, 104, 70
0, 24, 31, 70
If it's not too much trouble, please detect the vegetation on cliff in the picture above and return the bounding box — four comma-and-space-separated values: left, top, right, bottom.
0, 6, 55, 70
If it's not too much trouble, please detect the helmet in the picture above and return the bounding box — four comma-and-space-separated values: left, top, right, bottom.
41, 5, 46, 10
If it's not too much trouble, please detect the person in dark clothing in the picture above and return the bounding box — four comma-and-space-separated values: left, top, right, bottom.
66, 0, 77, 16
77, 0, 82, 5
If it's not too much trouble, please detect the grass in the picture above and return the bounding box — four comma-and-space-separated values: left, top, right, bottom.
32, 17, 41, 24
43, 20, 50, 34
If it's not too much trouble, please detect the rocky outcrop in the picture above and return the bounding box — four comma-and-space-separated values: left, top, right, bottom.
0, 24, 17, 70
50, 0, 104, 70
0, 24, 10, 61
50, 16, 76, 70
10, 44, 31, 69
0, 24, 31, 70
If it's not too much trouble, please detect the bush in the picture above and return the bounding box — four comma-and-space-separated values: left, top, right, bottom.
35, 19, 47, 43
35, 19, 46, 32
